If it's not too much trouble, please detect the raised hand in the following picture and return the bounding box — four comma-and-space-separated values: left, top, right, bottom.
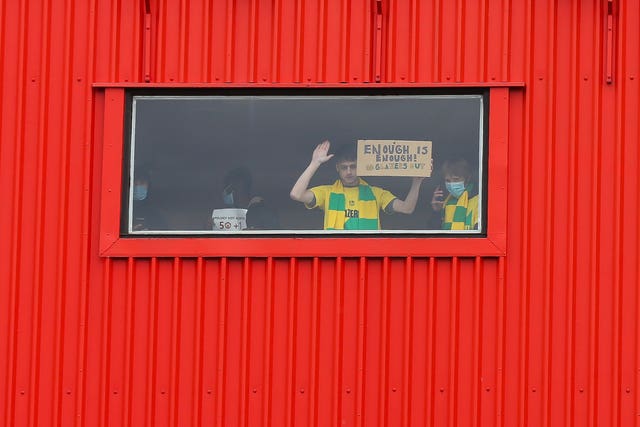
311, 140, 334, 165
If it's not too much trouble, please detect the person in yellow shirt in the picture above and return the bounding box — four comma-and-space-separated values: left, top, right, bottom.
290, 141, 424, 230
430, 158, 479, 230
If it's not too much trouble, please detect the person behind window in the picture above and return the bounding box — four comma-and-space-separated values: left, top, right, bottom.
430, 158, 479, 230
290, 140, 424, 230
211, 167, 278, 230
132, 170, 168, 231
220, 167, 263, 210
246, 201, 280, 230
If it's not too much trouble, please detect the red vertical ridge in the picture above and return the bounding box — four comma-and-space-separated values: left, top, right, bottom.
401, 257, 413, 426
169, 258, 182, 427
339, 0, 347, 82
203, 0, 212, 80
448, 257, 460, 426
455, 0, 464, 81
0, 0, 6, 157
216, 258, 228, 427
344, 0, 353, 82
565, 1, 580, 425
54, 246, 69, 427
612, 3, 626, 426
501, 0, 511, 79
433, 0, 442, 80
471, 257, 482, 426
315, 0, 326, 82
55, 0, 75, 423
480, 0, 488, 82
612, 2, 638, 425
308, 258, 320, 427
542, 2, 558, 425
378, 257, 390, 426
108, 0, 120, 80
239, 258, 252, 427
178, 0, 188, 81
248, 0, 258, 82
270, 0, 282, 82
386, 0, 396, 82
155, 0, 165, 80
98, 259, 113, 427
132, 0, 143, 80
285, 258, 298, 427
637, 46, 640, 425
589, 2, 603, 426
636, 9, 640, 423
28, 1, 52, 424
54, 0, 78, 412
355, 257, 366, 427
293, 0, 304, 82
145, 259, 159, 427
409, 0, 418, 82
497, 257, 506, 427
75, 0, 97, 422
122, 258, 135, 427
362, 0, 371, 82
262, 257, 275, 426
193, 257, 205, 427
331, 257, 344, 426
5, 0, 28, 423
224, 0, 235, 82
27, 220, 44, 427
519, 1, 534, 425
426, 257, 436, 427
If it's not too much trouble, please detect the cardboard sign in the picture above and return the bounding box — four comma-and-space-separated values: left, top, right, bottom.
212, 208, 248, 231
356, 140, 432, 177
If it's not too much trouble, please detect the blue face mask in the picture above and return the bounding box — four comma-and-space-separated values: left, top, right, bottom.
445, 181, 466, 198
223, 190, 234, 206
133, 184, 148, 201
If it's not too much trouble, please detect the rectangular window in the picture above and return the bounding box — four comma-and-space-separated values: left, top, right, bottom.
123, 89, 487, 236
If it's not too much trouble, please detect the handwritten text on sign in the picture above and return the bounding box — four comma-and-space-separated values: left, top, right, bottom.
356, 140, 432, 177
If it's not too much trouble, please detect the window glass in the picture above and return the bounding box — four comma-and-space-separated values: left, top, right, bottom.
124, 91, 486, 235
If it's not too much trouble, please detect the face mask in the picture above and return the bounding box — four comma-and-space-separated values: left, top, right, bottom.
133, 185, 148, 201
445, 181, 466, 198
223, 189, 235, 206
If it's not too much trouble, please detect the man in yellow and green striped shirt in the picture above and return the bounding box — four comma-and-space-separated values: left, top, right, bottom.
290, 141, 424, 230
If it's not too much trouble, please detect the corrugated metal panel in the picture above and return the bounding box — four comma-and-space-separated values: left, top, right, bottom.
1, 0, 639, 426
80, 256, 505, 426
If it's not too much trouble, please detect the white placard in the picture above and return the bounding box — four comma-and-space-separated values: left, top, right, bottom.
357, 139, 432, 177
212, 208, 248, 231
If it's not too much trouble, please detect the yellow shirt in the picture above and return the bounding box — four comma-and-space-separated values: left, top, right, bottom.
308, 179, 396, 230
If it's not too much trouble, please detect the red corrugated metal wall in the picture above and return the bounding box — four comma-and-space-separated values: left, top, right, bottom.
1, 0, 638, 426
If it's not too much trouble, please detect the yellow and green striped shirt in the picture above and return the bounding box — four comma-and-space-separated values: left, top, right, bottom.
308, 179, 396, 230
442, 189, 479, 230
